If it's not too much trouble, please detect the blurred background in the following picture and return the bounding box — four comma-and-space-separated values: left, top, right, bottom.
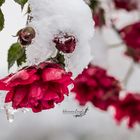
0, 0, 140, 140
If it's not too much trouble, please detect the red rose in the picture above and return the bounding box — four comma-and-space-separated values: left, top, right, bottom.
72, 64, 121, 111
114, 93, 140, 128
0, 62, 73, 113
114, 0, 138, 11
119, 22, 140, 62
53, 33, 76, 53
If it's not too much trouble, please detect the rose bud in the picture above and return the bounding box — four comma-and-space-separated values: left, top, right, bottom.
53, 33, 76, 53
18, 27, 36, 46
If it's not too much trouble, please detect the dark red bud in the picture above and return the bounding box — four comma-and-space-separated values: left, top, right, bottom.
18, 27, 36, 46
53, 33, 76, 53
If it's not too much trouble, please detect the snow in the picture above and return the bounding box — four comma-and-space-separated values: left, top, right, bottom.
90, 30, 109, 69
26, 0, 94, 77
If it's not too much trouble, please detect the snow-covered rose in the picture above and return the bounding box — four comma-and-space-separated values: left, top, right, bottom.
26, 0, 94, 77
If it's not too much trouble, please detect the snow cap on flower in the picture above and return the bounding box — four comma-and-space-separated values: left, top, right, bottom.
26, 0, 94, 77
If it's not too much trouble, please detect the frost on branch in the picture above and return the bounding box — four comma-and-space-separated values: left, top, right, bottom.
26, 0, 94, 77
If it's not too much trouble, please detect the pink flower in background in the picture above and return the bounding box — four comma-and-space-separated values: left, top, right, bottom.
114, 0, 138, 11
119, 22, 140, 62
0, 62, 73, 113
93, 8, 106, 28
114, 93, 140, 128
72, 64, 121, 111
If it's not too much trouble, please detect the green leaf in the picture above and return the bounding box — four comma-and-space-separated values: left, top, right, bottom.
17, 49, 26, 66
0, 8, 4, 31
14, 0, 28, 9
8, 42, 26, 70
0, 0, 5, 6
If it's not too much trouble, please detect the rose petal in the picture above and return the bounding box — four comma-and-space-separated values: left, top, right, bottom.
42, 68, 65, 82
5, 91, 14, 103
12, 86, 28, 108
29, 82, 43, 100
